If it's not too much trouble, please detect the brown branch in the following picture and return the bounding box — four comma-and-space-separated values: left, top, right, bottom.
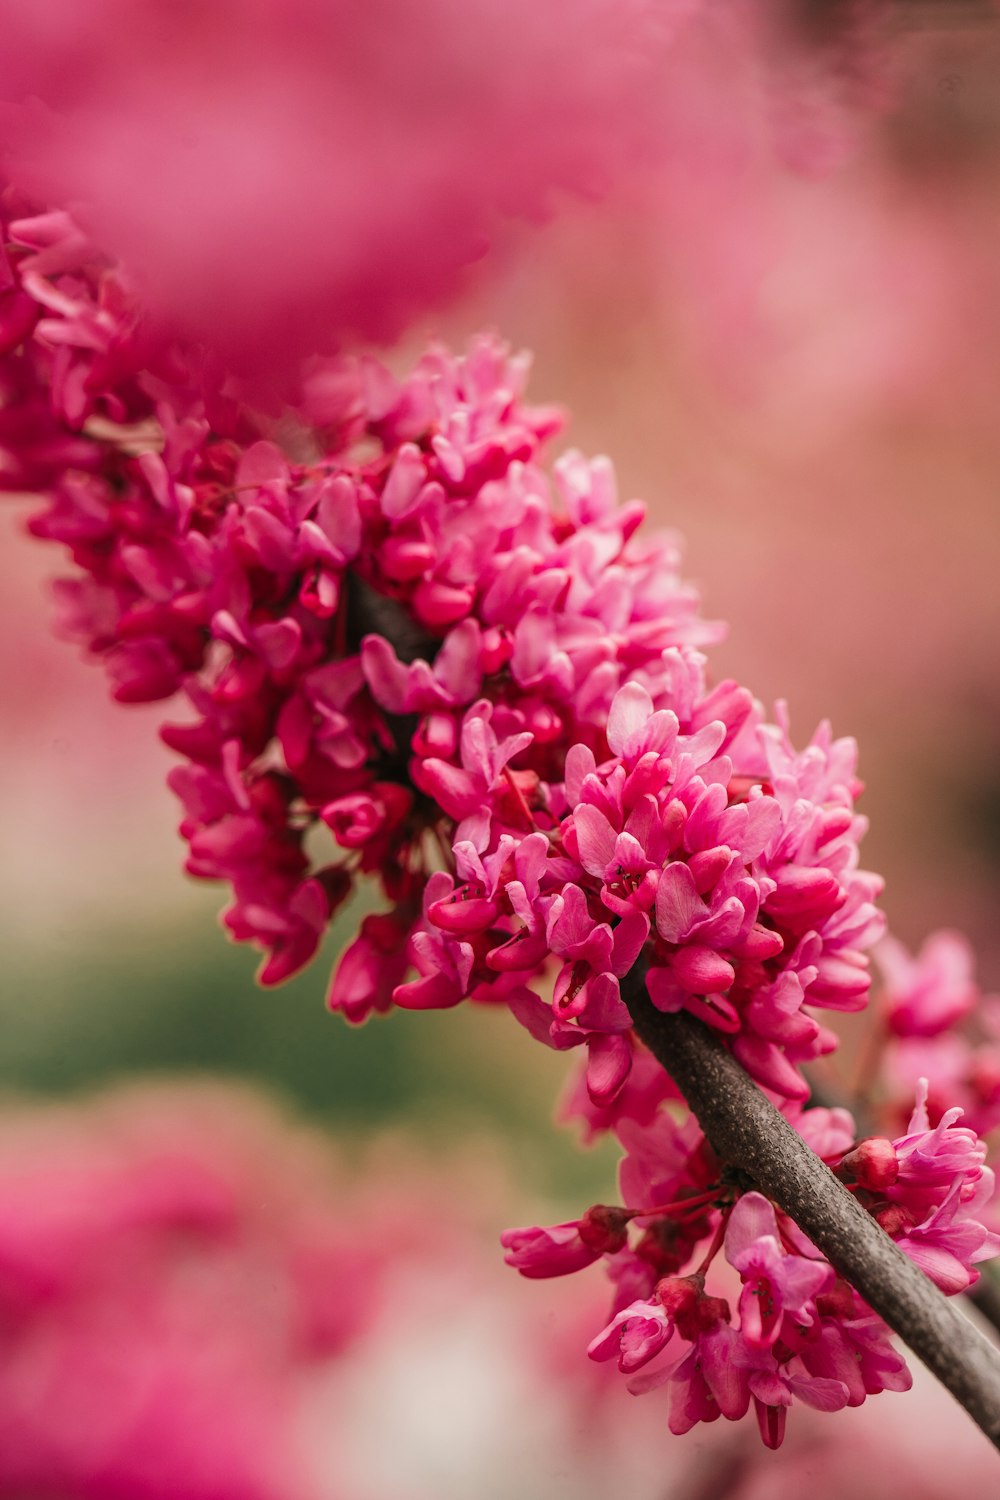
624, 979, 1000, 1452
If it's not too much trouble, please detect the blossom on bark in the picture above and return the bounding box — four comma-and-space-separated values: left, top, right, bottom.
860, 1082, 1000, 1293
501, 1066, 999, 1450
4, 184, 998, 1457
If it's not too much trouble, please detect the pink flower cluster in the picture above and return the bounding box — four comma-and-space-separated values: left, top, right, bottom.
504, 1088, 999, 1448
5, 197, 884, 1106
407, 673, 884, 1110
6, 188, 998, 1457
2, 194, 722, 1010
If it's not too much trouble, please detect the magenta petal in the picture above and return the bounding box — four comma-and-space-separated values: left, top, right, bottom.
360, 635, 411, 712
611, 908, 651, 976
586, 1033, 631, 1105
733, 1035, 810, 1101
748, 1370, 789, 1409
500, 1222, 599, 1279
607, 682, 654, 756
896, 1241, 971, 1294
381, 442, 427, 520
627, 1361, 676, 1397
415, 758, 480, 818
256, 617, 302, 670
670, 944, 735, 994
314, 474, 362, 558
565, 742, 597, 805
786, 1374, 851, 1413
700, 1326, 750, 1420
655, 862, 705, 944
781, 1255, 833, 1307
580, 973, 632, 1033
392, 974, 466, 1010
236, 439, 289, 488
427, 894, 498, 935
725, 1192, 780, 1264
575, 802, 617, 877
742, 797, 782, 861
434, 618, 484, 702
505, 989, 558, 1047
645, 966, 686, 1013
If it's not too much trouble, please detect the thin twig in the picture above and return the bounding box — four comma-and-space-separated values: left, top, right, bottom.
623, 977, 1000, 1453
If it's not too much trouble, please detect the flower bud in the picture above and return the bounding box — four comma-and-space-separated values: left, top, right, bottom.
578, 1204, 630, 1254
841, 1137, 899, 1191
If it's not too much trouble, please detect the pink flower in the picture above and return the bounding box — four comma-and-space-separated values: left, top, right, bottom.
392, 872, 476, 1011
414, 701, 533, 851
891, 1172, 1000, 1295
558, 1044, 678, 1144
617, 1112, 714, 1220
588, 1297, 675, 1373
791, 1285, 913, 1407
740, 1352, 850, 1451
0, 0, 674, 384
663, 1322, 751, 1435
361, 619, 484, 716
724, 1192, 832, 1349
326, 910, 412, 1024
860, 1081, 1000, 1293
552, 682, 884, 1104
500, 1207, 629, 1280
891, 1080, 987, 1201
0, 1082, 383, 1499
5, 220, 742, 1012
548, 885, 649, 1027
877, 930, 983, 1039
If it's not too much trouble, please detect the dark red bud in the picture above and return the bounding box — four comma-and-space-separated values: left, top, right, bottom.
841, 1137, 899, 1191
578, 1204, 630, 1254
876, 1203, 914, 1237
815, 1278, 855, 1320
655, 1274, 730, 1339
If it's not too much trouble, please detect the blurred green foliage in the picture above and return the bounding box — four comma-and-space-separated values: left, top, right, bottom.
3, 890, 617, 1202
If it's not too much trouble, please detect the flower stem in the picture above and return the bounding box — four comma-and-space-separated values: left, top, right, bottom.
693, 1203, 732, 1277
629, 1186, 722, 1221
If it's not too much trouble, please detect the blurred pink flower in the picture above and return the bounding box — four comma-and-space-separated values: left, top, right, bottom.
878, 929, 981, 1039
0, 1082, 379, 1500
0, 0, 677, 385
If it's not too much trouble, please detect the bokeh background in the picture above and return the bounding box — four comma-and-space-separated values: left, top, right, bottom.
2, 3, 1000, 1495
